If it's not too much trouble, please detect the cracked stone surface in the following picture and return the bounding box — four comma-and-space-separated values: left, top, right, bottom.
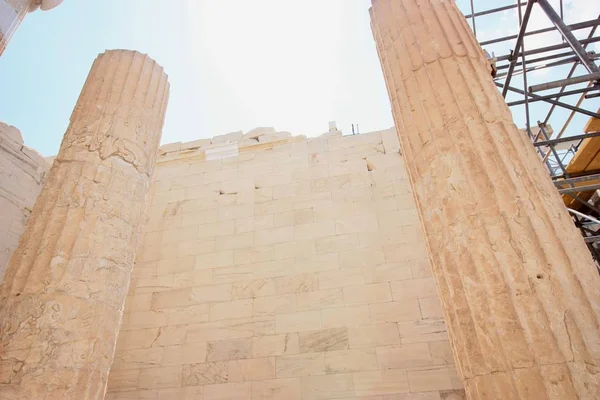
0, 50, 169, 399
370, 0, 600, 398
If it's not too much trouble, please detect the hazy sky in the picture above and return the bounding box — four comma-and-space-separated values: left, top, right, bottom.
0, 0, 598, 156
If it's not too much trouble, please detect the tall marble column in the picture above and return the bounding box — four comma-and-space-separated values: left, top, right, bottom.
371, 1, 600, 399
0, 50, 169, 399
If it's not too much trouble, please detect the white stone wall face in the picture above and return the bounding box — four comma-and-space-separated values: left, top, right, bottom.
0, 122, 48, 282
107, 128, 466, 399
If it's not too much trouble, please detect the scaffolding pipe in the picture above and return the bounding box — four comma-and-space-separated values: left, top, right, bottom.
502, 1, 535, 98
496, 37, 600, 62
568, 208, 600, 225
481, 18, 600, 46
543, 16, 599, 124
507, 86, 598, 106
529, 72, 600, 93
542, 82, 596, 163
464, 2, 528, 19
496, 82, 600, 119
559, 184, 600, 195
537, 0, 600, 74
555, 173, 600, 187
534, 130, 600, 147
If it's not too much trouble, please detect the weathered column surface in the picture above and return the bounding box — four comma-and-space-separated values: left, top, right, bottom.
371, 1, 600, 399
0, 50, 169, 399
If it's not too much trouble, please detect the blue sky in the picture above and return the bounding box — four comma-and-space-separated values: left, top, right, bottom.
0, 0, 598, 157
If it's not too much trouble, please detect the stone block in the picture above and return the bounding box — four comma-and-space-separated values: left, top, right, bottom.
126, 311, 168, 330
190, 284, 232, 303
273, 181, 311, 199
125, 294, 153, 313
212, 264, 253, 284
383, 241, 423, 263
195, 251, 234, 270
343, 282, 392, 306
228, 357, 276, 382
197, 220, 235, 240
318, 267, 365, 290
244, 127, 276, 140
348, 324, 400, 348
391, 278, 437, 300
166, 304, 210, 325
157, 386, 204, 400
214, 232, 254, 252
276, 352, 325, 378
138, 366, 183, 390
335, 214, 379, 234
397, 319, 449, 344
203, 382, 251, 400
369, 300, 421, 323
255, 226, 294, 245
321, 305, 371, 329
274, 273, 319, 294
252, 333, 299, 357
406, 366, 463, 392
252, 378, 302, 400
253, 294, 297, 316
298, 327, 348, 353
157, 256, 196, 276
300, 373, 354, 400
181, 138, 210, 150
376, 343, 433, 369
364, 262, 413, 283
230, 276, 276, 299
429, 341, 455, 366
151, 288, 192, 310
159, 142, 182, 153
294, 220, 335, 240
235, 215, 274, 234
162, 343, 208, 366
276, 311, 322, 333
353, 369, 410, 396
206, 338, 252, 362
339, 247, 385, 269
0, 122, 24, 143
182, 361, 228, 386
107, 369, 139, 391
324, 348, 378, 374
273, 239, 316, 260
312, 202, 354, 222
297, 288, 344, 311
211, 131, 243, 144
419, 296, 445, 320
209, 299, 252, 321
381, 127, 401, 154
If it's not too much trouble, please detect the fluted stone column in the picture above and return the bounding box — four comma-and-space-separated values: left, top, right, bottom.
371, 1, 600, 399
0, 50, 169, 399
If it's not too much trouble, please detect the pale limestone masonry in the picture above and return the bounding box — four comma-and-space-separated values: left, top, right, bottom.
0, 50, 169, 399
371, 0, 600, 399
0, 122, 49, 282
106, 127, 466, 400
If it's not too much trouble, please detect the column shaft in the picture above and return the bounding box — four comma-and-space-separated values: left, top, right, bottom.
0, 50, 169, 399
370, 1, 600, 398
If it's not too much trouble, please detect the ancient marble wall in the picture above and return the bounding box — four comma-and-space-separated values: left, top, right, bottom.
0, 122, 48, 282
107, 128, 466, 400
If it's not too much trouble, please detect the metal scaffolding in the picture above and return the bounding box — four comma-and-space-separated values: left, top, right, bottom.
461, 0, 600, 267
